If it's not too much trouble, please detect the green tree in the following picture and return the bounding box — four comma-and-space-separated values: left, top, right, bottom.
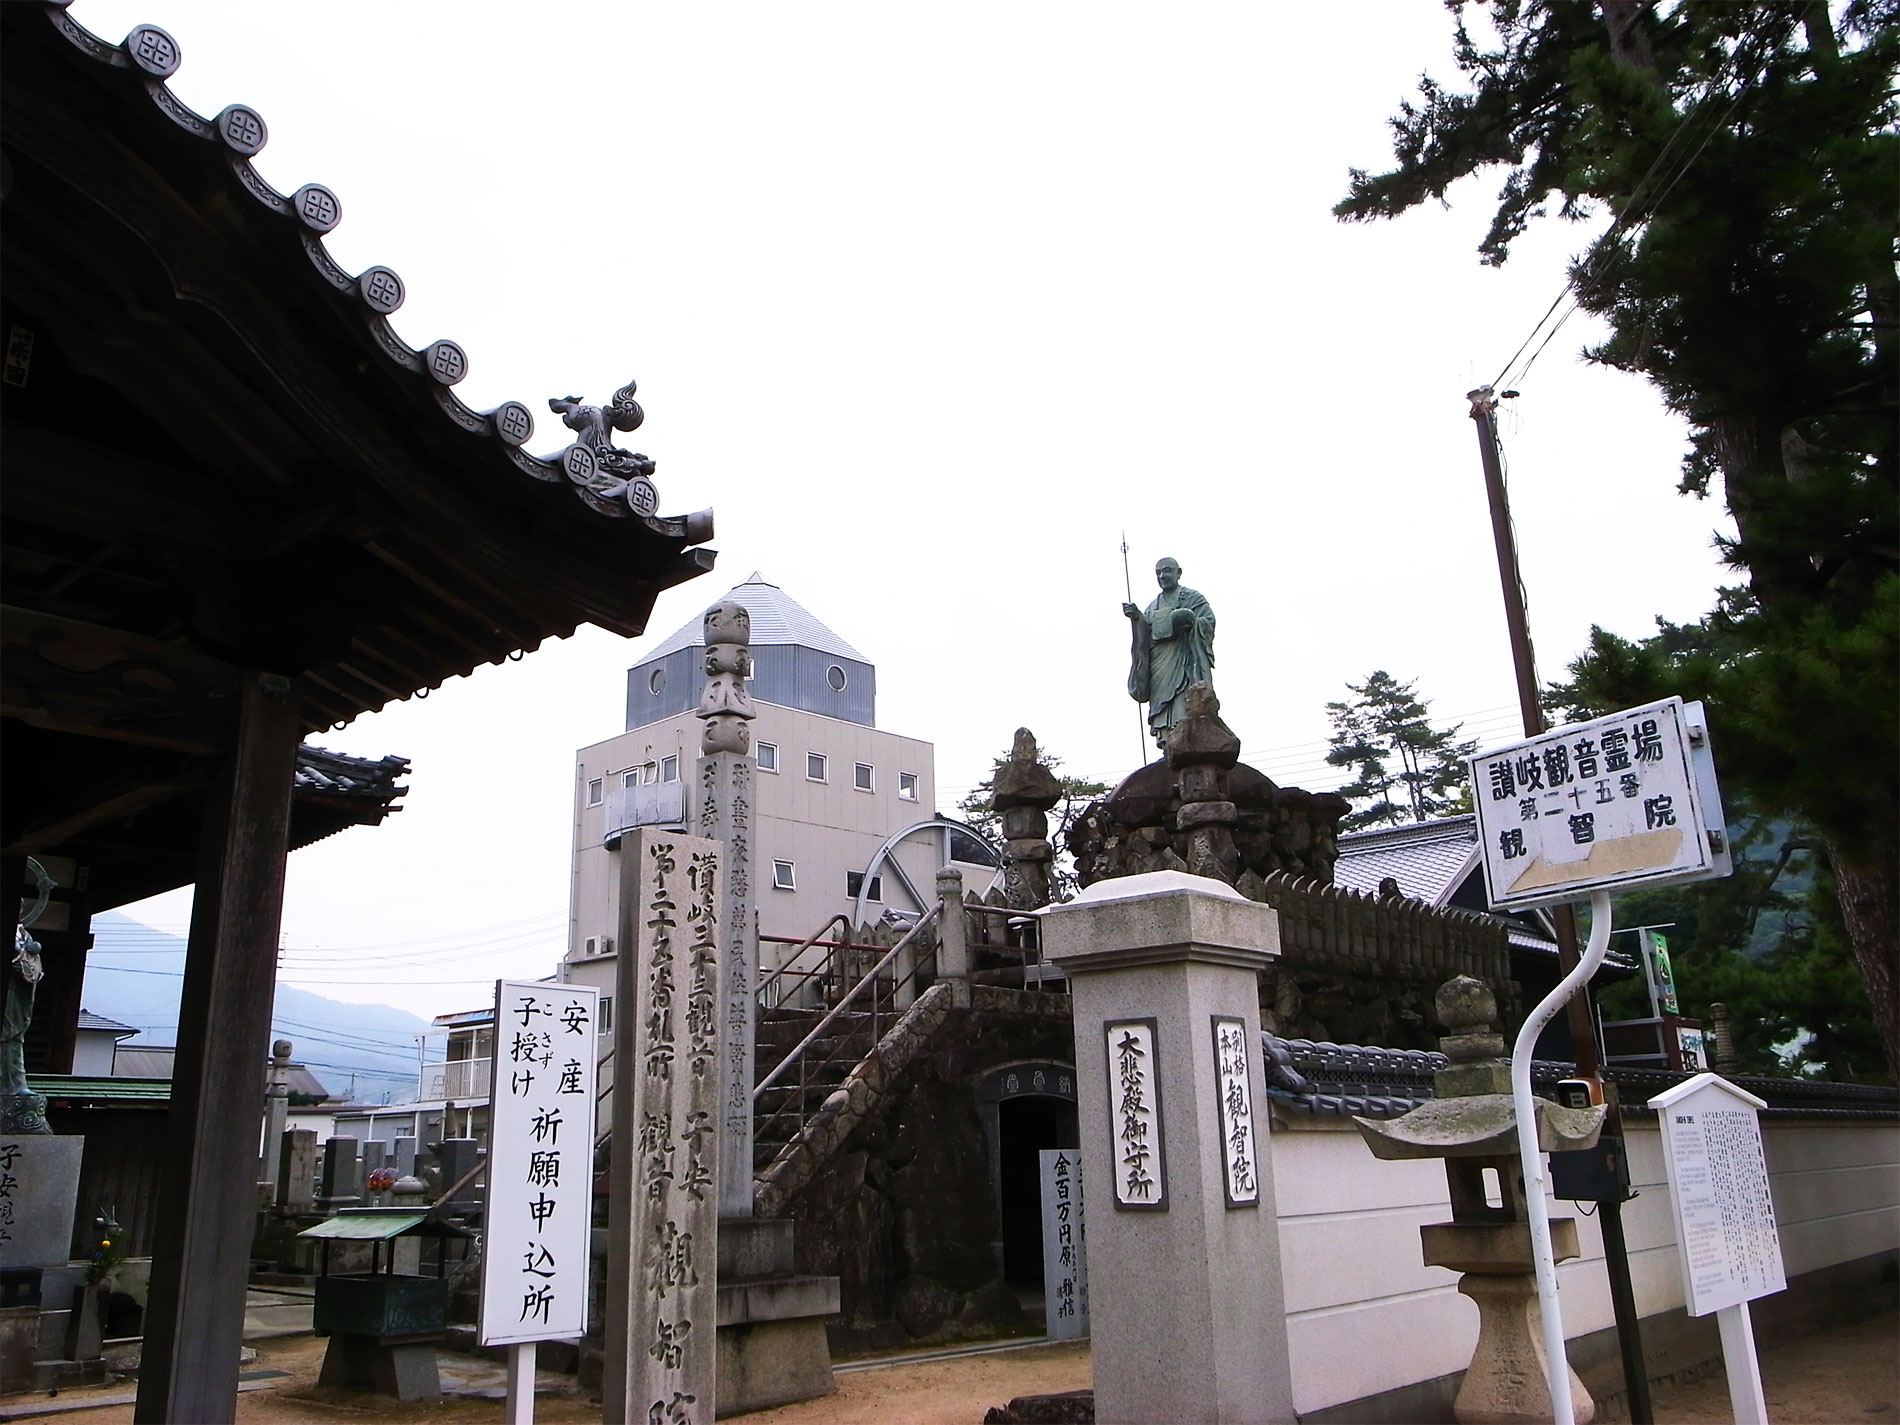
1593, 807, 1885, 1083
1340, 1, 1899, 1074
957, 750, 1108, 901
1325, 670, 1476, 832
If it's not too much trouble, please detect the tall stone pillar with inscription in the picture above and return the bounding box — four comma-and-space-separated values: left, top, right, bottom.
694, 598, 757, 1217
606, 830, 725, 1425
1042, 870, 1295, 1425
690, 601, 839, 1414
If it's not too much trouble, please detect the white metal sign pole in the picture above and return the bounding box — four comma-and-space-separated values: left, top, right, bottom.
1510, 888, 1614, 1425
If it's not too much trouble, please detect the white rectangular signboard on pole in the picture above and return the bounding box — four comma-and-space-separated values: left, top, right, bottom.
1648, 1072, 1784, 1425
480, 980, 600, 1347
1469, 696, 1730, 911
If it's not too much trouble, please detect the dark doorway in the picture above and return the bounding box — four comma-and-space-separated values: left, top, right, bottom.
997, 1096, 1078, 1286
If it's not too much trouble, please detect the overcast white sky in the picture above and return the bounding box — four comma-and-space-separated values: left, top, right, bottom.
74, 1, 1735, 1019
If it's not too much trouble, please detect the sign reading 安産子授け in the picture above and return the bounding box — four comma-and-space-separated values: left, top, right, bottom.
479, 980, 600, 1347
1468, 697, 1730, 912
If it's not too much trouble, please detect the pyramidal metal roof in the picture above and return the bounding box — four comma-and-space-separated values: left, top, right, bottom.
639, 573, 870, 664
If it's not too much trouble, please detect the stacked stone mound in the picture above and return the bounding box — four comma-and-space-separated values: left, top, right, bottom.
1037, 687, 1512, 1051
1066, 758, 1348, 888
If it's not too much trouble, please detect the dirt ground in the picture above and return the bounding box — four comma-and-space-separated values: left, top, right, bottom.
7, 1310, 1894, 1424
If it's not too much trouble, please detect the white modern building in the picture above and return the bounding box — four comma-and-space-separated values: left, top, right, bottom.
560, 573, 997, 1009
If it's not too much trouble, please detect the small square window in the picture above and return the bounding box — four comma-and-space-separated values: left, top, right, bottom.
772, 860, 796, 891
899, 771, 919, 802
659, 754, 679, 783
599, 997, 614, 1033
623, 770, 640, 789
586, 778, 603, 806
807, 753, 827, 782
757, 742, 778, 772
846, 871, 883, 902
854, 762, 874, 792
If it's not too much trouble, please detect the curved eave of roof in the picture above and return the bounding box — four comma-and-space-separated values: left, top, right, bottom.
5, 5, 717, 731
28, 6, 707, 537
639, 573, 872, 664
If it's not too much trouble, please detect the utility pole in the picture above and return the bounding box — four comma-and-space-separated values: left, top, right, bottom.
1468, 386, 1653, 1424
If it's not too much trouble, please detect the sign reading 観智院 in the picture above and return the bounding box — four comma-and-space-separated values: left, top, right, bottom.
1211, 1017, 1259, 1208
1647, 1073, 1785, 1317
1469, 696, 1730, 911
480, 980, 600, 1346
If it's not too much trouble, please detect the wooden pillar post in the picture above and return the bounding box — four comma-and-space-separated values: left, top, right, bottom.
135, 673, 300, 1425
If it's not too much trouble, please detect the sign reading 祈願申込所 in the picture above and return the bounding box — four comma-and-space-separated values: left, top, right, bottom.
1468, 697, 1730, 912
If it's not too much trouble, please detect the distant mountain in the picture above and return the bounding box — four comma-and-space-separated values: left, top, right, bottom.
81, 912, 432, 1105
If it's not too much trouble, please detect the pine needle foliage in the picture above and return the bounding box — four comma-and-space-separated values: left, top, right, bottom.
1325, 671, 1476, 832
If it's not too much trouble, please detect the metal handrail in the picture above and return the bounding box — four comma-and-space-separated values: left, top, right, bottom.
755, 914, 853, 1007
754, 904, 940, 1099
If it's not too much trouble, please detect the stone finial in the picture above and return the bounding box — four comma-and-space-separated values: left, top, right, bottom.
704, 599, 750, 646
698, 599, 754, 753
992, 728, 1062, 909
1433, 975, 1508, 1096
272, 1039, 293, 1061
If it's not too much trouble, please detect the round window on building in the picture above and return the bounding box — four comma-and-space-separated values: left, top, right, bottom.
648, 667, 665, 695
826, 664, 848, 691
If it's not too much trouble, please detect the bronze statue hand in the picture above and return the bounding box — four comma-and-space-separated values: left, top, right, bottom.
1122, 602, 1140, 618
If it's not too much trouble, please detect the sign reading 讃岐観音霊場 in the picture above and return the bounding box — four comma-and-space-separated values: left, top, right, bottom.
1467, 697, 1731, 912
479, 979, 600, 1347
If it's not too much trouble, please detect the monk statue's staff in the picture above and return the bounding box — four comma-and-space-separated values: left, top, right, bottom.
1121, 533, 1147, 766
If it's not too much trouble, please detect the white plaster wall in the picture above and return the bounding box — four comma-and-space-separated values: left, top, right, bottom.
1269, 1112, 1900, 1415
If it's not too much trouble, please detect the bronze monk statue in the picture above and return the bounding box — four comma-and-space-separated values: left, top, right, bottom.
1123, 556, 1215, 750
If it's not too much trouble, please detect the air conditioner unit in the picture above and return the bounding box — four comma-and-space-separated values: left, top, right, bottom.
582, 936, 614, 958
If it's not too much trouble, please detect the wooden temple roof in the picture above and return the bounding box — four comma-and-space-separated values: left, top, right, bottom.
1, 2, 717, 908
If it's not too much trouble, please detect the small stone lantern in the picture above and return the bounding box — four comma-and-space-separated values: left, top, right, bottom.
1355, 976, 1605, 1424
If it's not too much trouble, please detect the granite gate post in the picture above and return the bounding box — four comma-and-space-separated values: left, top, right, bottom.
1041, 870, 1294, 1425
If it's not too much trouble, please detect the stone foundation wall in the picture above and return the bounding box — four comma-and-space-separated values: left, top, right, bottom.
781, 996, 1075, 1354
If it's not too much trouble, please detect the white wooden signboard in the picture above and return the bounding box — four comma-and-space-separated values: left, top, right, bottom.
1210, 1016, 1260, 1208
1648, 1073, 1784, 1425
1469, 697, 1730, 911
1104, 1019, 1166, 1209
1039, 1148, 1090, 1339
1648, 1074, 1785, 1316
480, 980, 600, 1347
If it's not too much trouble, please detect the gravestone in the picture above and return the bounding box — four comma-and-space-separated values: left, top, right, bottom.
317, 1137, 359, 1211
276, 1130, 318, 1213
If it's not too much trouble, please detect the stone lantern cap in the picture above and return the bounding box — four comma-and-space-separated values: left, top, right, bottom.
1353, 973, 1604, 1159
1355, 1094, 1604, 1160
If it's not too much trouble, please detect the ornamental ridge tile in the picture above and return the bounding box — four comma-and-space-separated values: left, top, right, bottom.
41, 5, 693, 529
